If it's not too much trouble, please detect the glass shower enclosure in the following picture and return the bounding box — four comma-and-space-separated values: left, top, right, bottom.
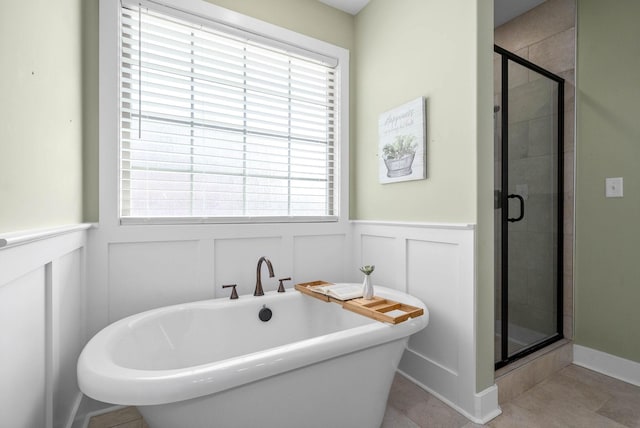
494, 45, 564, 369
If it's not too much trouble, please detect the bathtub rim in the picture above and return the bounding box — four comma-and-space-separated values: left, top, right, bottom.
77, 286, 428, 406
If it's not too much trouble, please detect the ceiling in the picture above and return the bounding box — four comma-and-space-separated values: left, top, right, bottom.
317, 0, 546, 27
317, 0, 370, 15
494, 0, 546, 27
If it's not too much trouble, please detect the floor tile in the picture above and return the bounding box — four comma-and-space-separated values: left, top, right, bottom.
597, 393, 640, 428
381, 405, 421, 428
387, 374, 470, 428
88, 407, 142, 428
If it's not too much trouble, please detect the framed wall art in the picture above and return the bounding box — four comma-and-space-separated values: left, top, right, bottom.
378, 97, 426, 184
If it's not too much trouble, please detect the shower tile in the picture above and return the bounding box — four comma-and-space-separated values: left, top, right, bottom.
528, 116, 554, 157
523, 155, 554, 195
564, 192, 574, 235
526, 194, 553, 233
509, 78, 554, 124
563, 147, 574, 192
496, 363, 537, 404
508, 121, 530, 160
563, 273, 573, 315
496, 342, 573, 404
526, 231, 554, 271
507, 231, 529, 269
564, 107, 575, 153
509, 60, 530, 90
527, 268, 555, 311
563, 233, 573, 277
494, 0, 576, 53
507, 267, 528, 305
508, 158, 527, 187
529, 27, 575, 75
560, 68, 576, 112
563, 314, 573, 339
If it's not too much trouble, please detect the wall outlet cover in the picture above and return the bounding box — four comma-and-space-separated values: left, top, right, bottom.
605, 177, 623, 198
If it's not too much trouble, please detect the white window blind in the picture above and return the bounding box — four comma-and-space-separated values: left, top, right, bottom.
119, 2, 338, 222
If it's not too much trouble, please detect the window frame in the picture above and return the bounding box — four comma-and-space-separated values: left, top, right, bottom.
99, 0, 349, 226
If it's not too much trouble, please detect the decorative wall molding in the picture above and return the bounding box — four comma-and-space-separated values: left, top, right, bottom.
0, 225, 87, 428
351, 219, 475, 230
0, 224, 91, 249
86, 222, 353, 335
352, 221, 501, 422
574, 344, 640, 387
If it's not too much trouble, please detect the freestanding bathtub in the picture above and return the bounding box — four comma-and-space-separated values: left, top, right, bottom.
77, 285, 428, 428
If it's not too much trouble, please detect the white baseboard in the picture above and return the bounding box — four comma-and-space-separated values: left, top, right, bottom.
397, 369, 502, 424
573, 344, 640, 387
474, 384, 502, 423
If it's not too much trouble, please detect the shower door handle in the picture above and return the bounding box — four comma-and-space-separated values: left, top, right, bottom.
507, 194, 525, 222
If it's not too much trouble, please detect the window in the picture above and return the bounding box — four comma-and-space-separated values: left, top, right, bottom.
118, 1, 344, 223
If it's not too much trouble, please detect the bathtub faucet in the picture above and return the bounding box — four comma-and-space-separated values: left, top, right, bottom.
254, 256, 275, 296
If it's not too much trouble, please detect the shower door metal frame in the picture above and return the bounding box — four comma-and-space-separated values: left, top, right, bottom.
495, 45, 565, 370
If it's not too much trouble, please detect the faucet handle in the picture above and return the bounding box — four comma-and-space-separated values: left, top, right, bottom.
222, 284, 238, 300
277, 277, 291, 293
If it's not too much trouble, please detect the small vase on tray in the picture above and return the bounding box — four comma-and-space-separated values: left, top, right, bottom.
359, 265, 375, 300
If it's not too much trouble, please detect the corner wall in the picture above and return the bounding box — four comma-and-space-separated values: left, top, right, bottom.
575, 0, 640, 364
353, 0, 495, 395
0, 0, 84, 233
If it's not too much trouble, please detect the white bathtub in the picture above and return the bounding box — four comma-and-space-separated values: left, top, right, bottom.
77, 286, 428, 428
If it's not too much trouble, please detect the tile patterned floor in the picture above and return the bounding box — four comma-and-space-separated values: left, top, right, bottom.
89, 364, 640, 428
383, 365, 640, 428
88, 406, 148, 428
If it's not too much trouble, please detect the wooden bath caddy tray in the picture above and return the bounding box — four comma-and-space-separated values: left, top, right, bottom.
294, 281, 424, 324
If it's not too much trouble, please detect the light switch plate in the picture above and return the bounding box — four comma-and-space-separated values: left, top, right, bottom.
605, 177, 623, 198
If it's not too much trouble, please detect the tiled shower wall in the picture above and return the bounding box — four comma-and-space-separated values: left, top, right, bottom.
495, 0, 576, 342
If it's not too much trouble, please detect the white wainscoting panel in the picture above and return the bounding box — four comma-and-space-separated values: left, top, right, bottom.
214, 237, 283, 298
87, 222, 352, 336
406, 239, 459, 372
360, 234, 401, 290
108, 240, 206, 321
352, 221, 499, 423
0, 225, 88, 428
293, 234, 347, 284
0, 268, 47, 428
52, 249, 85, 428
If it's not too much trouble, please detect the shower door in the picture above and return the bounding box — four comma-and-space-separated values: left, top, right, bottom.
494, 46, 564, 369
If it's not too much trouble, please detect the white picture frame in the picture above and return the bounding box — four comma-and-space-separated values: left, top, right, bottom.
378, 97, 426, 184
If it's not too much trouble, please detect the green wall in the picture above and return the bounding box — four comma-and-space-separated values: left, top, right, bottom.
575, 0, 640, 363
475, 1, 496, 392
0, 0, 84, 233
354, 0, 494, 391
354, 0, 480, 223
